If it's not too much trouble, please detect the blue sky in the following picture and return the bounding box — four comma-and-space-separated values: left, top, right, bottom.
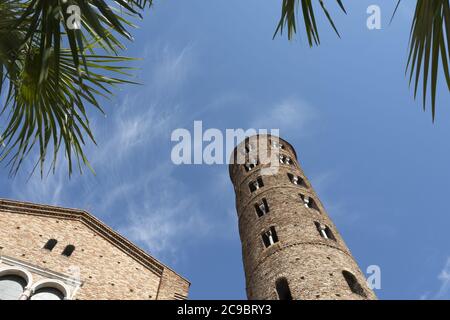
1, 0, 450, 300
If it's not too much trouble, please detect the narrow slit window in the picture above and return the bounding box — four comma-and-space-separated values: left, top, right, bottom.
61, 245, 75, 257
262, 227, 279, 248
43, 239, 58, 251
275, 278, 293, 300
249, 177, 264, 193
314, 222, 336, 241
255, 198, 269, 217
342, 271, 367, 297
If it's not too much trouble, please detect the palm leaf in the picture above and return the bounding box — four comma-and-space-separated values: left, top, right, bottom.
0, 0, 151, 176
400, 0, 450, 121
274, 0, 346, 46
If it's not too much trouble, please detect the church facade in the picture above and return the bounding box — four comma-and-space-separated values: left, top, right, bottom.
0, 199, 189, 300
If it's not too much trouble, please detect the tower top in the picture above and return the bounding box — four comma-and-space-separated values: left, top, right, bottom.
228, 134, 298, 160
228, 134, 298, 183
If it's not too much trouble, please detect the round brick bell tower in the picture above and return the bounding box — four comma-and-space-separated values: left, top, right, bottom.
229, 135, 376, 300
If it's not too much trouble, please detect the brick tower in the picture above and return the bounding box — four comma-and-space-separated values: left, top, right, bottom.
229, 135, 376, 300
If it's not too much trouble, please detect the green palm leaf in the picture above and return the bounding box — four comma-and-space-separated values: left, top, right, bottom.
277, 0, 450, 121
400, 0, 450, 121
274, 0, 346, 45
0, 0, 151, 176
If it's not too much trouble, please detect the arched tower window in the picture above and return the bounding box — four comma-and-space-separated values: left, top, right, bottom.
43, 239, 58, 251
342, 271, 367, 297
249, 177, 264, 193
300, 194, 319, 211
262, 227, 279, 248
244, 158, 258, 172
0, 275, 26, 300
287, 173, 306, 187
255, 198, 269, 217
275, 278, 293, 300
244, 141, 254, 153
271, 140, 284, 150
314, 222, 336, 241
61, 245, 75, 257
279, 155, 293, 165
30, 287, 64, 300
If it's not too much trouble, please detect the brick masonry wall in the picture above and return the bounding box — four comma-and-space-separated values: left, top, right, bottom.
157, 268, 190, 300
0, 206, 189, 300
229, 135, 377, 300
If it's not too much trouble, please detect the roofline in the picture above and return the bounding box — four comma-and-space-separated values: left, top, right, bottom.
0, 198, 190, 286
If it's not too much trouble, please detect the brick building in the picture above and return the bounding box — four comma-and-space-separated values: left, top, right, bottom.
0, 199, 189, 300
229, 135, 376, 300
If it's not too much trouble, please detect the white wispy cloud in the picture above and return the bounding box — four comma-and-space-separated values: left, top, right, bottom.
143, 42, 195, 94
6, 43, 211, 263
119, 176, 209, 259
251, 97, 316, 134
5, 47, 319, 266
420, 257, 450, 300
436, 257, 450, 299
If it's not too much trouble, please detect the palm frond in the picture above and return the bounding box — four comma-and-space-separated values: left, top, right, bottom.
0, 45, 137, 177
402, 0, 450, 121
274, 0, 346, 46
0, 0, 150, 176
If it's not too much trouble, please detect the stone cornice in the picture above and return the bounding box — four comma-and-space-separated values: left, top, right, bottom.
0, 255, 83, 287
0, 198, 189, 285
